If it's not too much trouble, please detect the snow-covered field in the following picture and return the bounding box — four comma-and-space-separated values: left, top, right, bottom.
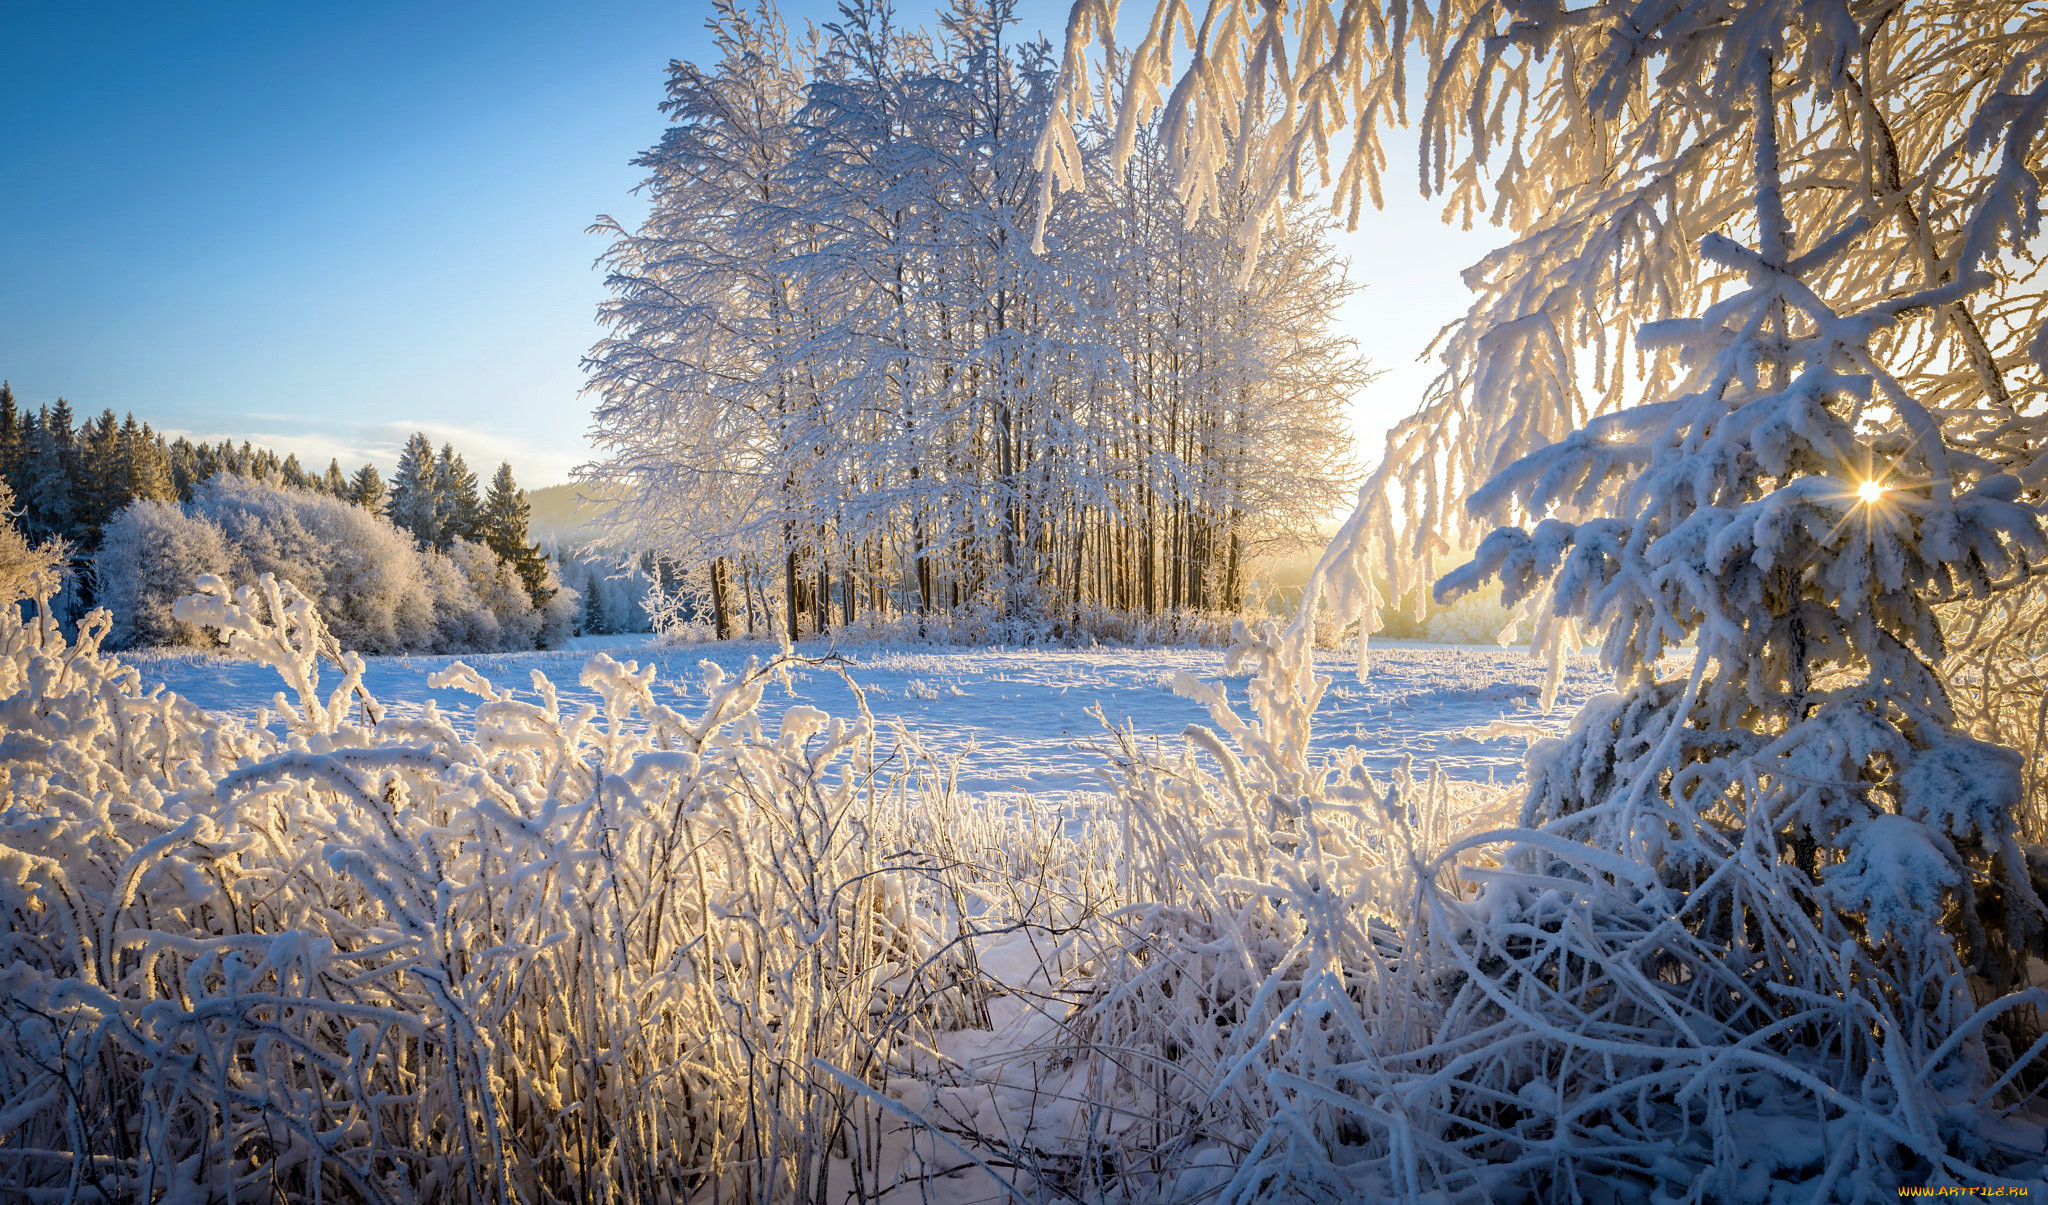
125, 636, 1608, 796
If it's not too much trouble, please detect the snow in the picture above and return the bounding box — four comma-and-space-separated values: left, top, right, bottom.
123, 637, 1609, 798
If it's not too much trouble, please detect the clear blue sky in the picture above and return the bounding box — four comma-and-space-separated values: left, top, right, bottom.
0, 1, 1492, 489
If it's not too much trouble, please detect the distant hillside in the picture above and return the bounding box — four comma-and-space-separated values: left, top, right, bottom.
526, 483, 606, 544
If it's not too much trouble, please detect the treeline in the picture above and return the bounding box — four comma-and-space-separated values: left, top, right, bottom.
583, 0, 1362, 643
0, 383, 601, 651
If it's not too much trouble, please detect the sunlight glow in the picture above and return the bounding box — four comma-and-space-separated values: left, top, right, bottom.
1856, 479, 1886, 505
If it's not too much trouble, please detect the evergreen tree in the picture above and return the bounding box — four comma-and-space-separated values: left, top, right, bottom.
481, 461, 553, 608
167, 438, 206, 499
280, 454, 312, 491
19, 406, 77, 542
349, 463, 387, 512
76, 410, 125, 542
386, 433, 439, 544
0, 382, 20, 492
124, 418, 175, 505
433, 444, 481, 548
322, 458, 348, 496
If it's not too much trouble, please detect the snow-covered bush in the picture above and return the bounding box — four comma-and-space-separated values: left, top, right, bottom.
0, 576, 1060, 1202
187, 474, 443, 652
92, 497, 233, 647
1945, 581, 2048, 848
93, 475, 570, 655
0, 479, 64, 606
446, 537, 537, 650
1013, 617, 2048, 1200
534, 561, 577, 649
1419, 579, 1519, 646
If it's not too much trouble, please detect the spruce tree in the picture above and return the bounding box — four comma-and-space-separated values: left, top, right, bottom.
280, 454, 312, 491
481, 461, 553, 608
0, 382, 20, 493
19, 406, 77, 542
386, 433, 439, 544
168, 439, 206, 499
433, 444, 481, 548
350, 463, 387, 512
322, 458, 348, 496
77, 410, 124, 542
124, 418, 175, 504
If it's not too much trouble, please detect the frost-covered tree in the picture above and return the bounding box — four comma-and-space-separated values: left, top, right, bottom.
585, 0, 1360, 641
434, 443, 482, 548
188, 475, 445, 653
92, 499, 232, 647
438, 536, 528, 647
585, 0, 824, 639
0, 480, 64, 606
94, 474, 567, 655
385, 431, 440, 544
16, 402, 77, 544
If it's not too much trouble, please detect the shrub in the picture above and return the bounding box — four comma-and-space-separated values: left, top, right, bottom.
0, 576, 1059, 1202
93, 498, 232, 647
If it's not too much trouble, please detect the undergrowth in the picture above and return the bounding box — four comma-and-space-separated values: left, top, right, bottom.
2, 577, 2043, 1203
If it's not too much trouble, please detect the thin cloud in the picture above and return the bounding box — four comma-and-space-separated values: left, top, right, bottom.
158, 421, 586, 488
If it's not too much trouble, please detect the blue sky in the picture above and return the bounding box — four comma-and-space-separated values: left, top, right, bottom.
0, 1, 1492, 488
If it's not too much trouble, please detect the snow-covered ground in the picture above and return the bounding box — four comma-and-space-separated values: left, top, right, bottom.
124, 636, 1609, 796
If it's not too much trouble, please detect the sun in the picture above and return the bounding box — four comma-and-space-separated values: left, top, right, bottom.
1856, 479, 1886, 505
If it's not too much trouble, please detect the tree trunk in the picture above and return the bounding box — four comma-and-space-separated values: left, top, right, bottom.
710, 556, 734, 641
785, 545, 801, 642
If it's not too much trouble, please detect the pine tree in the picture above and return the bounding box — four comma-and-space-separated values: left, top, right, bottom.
480, 462, 552, 609
350, 463, 387, 512
280, 454, 312, 491
386, 433, 439, 544
322, 458, 348, 496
